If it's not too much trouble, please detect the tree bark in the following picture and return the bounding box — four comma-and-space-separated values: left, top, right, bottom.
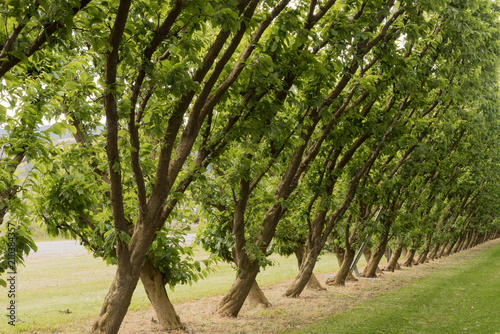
436, 240, 449, 258
247, 280, 272, 308
285, 248, 322, 297
215, 261, 260, 317
306, 272, 327, 290
401, 245, 407, 258
427, 244, 439, 261
91, 250, 140, 334
361, 228, 390, 278
416, 236, 431, 264
326, 246, 357, 286
402, 246, 417, 267
139, 260, 184, 330
333, 243, 345, 267
416, 249, 429, 264
326, 243, 357, 285
443, 238, 456, 256
294, 244, 326, 291
383, 242, 403, 272
462, 232, 473, 249
363, 245, 372, 264
361, 246, 383, 274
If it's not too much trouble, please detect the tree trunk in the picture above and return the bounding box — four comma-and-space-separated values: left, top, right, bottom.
326, 246, 356, 286
215, 261, 260, 317
443, 239, 457, 256
327, 243, 357, 285
306, 271, 327, 290
361, 229, 390, 278
401, 245, 408, 259
383, 242, 403, 272
333, 243, 345, 267
402, 247, 417, 267
362, 245, 383, 275
363, 245, 372, 264
416, 249, 429, 264
285, 247, 322, 297
139, 261, 184, 330
293, 244, 326, 291
416, 236, 431, 264
443, 235, 463, 256
427, 244, 439, 261
247, 280, 272, 308
436, 240, 449, 258
452, 232, 466, 253
462, 232, 473, 249
91, 256, 140, 334
469, 231, 479, 248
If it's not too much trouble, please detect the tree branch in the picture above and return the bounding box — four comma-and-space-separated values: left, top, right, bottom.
0, 0, 93, 79
104, 0, 132, 233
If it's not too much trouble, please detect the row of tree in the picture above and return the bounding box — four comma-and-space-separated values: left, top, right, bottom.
1, 0, 500, 333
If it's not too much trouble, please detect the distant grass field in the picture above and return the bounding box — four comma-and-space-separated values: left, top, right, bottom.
296, 241, 500, 334
0, 246, 340, 333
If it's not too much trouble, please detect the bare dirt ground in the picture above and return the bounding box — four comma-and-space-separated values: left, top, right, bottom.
67, 238, 499, 334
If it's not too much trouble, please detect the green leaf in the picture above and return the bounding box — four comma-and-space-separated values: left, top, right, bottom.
119, 231, 131, 244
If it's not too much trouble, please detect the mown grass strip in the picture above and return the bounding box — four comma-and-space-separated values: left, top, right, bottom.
296, 242, 500, 334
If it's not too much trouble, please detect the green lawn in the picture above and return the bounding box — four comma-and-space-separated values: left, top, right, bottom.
296, 242, 500, 334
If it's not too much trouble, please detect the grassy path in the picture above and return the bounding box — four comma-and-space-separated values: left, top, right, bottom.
296, 241, 500, 334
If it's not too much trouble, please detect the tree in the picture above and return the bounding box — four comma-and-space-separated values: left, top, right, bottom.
1, 0, 93, 288
1, 0, 500, 332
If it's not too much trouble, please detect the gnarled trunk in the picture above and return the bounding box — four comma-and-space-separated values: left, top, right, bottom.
416, 249, 429, 264
436, 240, 449, 258
247, 280, 272, 308
293, 244, 326, 291
285, 247, 322, 297
427, 244, 439, 261
215, 261, 260, 317
361, 229, 390, 278
402, 247, 417, 267
326, 246, 356, 286
91, 256, 140, 334
139, 260, 184, 330
451, 233, 466, 253
362, 246, 383, 275
383, 242, 403, 272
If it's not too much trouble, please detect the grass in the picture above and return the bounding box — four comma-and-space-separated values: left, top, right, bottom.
295, 241, 500, 334
0, 246, 340, 333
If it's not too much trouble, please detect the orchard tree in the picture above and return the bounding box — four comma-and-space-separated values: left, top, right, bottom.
198, 0, 427, 314
1, 0, 500, 332
25, 0, 299, 332
0, 0, 93, 286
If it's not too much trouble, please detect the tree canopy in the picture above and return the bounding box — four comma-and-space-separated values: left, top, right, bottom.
1, 0, 500, 332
